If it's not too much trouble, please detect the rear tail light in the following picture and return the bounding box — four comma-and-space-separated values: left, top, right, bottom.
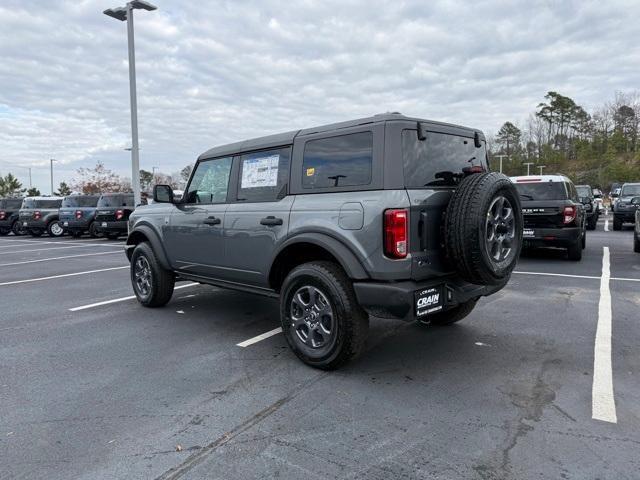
384, 209, 408, 259
0, 211, 5, 221
563, 206, 577, 224
34, 211, 42, 220
75, 210, 83, 219
115, 209, 124, 220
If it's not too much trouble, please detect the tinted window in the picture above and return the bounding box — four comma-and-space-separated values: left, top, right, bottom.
62, 196, 99, 208
302, 132, 372, 189
98, 195, 134, 207
621, 185, 640, 196
576, 186, 591, 197
29, 199, 62, 209
515, 182, 569, 200
402, 130, 487, 187
237, 147, 291, 202
0, 199, 23, 209
185, 157, 232, 204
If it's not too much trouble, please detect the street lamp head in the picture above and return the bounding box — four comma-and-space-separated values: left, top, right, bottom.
103, 7, 127, 21
130, 0, 157, 11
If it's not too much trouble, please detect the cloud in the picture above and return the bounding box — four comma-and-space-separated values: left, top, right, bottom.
1, 0, 639, 191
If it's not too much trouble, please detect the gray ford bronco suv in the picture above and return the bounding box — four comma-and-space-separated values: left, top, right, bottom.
126, 113, 523, 369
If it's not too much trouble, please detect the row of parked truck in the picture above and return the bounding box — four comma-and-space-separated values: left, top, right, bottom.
0, 193, 137, 239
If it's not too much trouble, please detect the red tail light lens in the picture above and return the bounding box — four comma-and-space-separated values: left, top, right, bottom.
115, 209, 124, 220
384, 209, 408, 259
34, 210, 42, 220
75, 210, 82, 219
563, 206, 577, 224
0, 211, 5, 220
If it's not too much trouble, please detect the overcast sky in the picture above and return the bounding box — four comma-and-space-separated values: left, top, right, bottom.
1, 0, 639, 192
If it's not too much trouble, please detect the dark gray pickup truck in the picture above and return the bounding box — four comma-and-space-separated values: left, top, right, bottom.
18, 197, 64, 237
125, 113, 523, 369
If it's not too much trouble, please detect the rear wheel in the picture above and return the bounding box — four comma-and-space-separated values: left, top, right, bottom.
613, 218, 622, 231
12, 221, 26, 236
445, 172, 523, 285
420, 298, 478, 326
567, 238, 583, 261
280, 261, 368, 370
130, 242, 175, 307
47, 221, 64, 237
88, 222, 100, 238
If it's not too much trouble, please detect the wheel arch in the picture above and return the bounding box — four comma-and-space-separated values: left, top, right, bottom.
126, 223, 171, 270
268, 233, 368, 292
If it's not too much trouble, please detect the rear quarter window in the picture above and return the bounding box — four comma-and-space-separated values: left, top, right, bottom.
302, 132, 373, 189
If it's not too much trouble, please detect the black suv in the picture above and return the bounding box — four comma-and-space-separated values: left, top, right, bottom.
94, 193, 136, 239
18, 197, 64, 237
576, 184, 599, 230
124, 114, 524, 369
511, 175, 586, 261
613, 183, 640, 230
59, 195, 101, 238
0, 197, 26, 236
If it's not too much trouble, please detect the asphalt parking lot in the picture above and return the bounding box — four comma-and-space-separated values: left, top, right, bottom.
1, 213, 639, 480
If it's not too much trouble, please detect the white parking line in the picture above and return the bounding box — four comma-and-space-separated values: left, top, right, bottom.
0, 250, 121, 267
513, 271, 600, 280
237, 327, 283, 347
7, 244, 124, 254
592, 246, 617, 423
0, 266, 128, 286
68, 282, 199, 311
0, 242, 37, 249
604, 219, 609, 232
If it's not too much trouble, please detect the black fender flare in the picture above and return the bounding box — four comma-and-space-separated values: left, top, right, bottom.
270, 232, 369, 280
126, 223, 171, 271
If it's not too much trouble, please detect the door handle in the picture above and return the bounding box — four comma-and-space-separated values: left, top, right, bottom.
260, 216, 283, 226
203, 216, 221, 225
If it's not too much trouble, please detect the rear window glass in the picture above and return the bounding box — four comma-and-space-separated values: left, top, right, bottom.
621, 185, 640, 196
302, 132, 373, 189
575, 186, 591, 197
21, 198, 62, 209
514, 182, 569, 201
98, 195, 134, 207
402, 130, 487, 187
62, 196, 99, 208
0, 199, 23, 209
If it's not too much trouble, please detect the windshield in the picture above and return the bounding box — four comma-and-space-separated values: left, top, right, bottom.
62, 196, 99, 208
576, 186, 591, 197
402, 130, 488, 187
0, 199, 23, 209
97, 195, 134, 207
620, 185, 640, 196
515, 182, 568, 201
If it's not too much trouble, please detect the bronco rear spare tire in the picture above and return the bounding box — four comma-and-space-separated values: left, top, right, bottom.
445, 172, 523, 285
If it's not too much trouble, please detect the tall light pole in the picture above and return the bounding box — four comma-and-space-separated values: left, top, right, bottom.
523, 162, 534, 176
104, 0, 157, 207
494, 154, 510, 174
538, 165, 546, 175
50, 159, 56, 195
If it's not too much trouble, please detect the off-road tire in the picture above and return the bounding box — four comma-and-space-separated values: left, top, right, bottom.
613, 218, 622, 231
280, 261, 369, 370
47, 221, 64, 237
12, 221, 26, 236
445, 172, 523, 285
88, 222, 100, 238
130, 242, 175, 307
567, 239, 583, 261
420, 298, 479, 326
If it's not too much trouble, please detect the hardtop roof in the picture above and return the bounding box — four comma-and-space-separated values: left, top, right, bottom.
198, 113, 484, 161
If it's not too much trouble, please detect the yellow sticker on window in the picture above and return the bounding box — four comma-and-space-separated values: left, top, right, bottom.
306, 167, 315, 176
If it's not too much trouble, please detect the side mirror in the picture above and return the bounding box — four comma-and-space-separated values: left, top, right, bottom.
153, 184, 174, 204
631, 197, 640, 205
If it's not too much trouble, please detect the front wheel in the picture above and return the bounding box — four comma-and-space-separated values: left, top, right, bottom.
280, 261, 368, 370
420, 298, 478, 326
130, 242, 175, 307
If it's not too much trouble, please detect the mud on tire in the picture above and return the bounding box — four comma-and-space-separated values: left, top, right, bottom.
445, 172, 523, 286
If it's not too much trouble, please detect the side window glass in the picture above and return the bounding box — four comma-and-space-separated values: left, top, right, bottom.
237, 147, 291, 202
185, 157, 232, 204
302, 132, 372, 189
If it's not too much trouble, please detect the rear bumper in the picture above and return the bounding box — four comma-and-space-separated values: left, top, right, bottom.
21, 219, 48, 230
61, 219, 91, 230
523, 226, 581, 248
353, 276, 506, 322
614, 211, 636, 223
96, 220, 127, 233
